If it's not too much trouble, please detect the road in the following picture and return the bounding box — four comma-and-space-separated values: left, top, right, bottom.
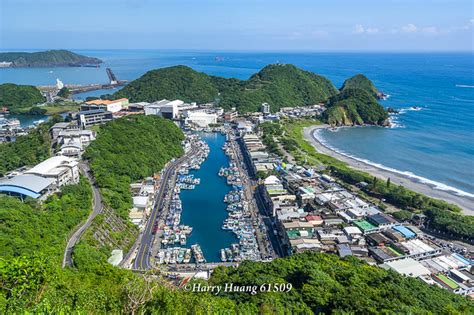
62, 162, 102, 268
133, 148, 197, 270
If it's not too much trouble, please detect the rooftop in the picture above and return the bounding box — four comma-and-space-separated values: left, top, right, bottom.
354, 220, 377, 232
0, 174, 55, 199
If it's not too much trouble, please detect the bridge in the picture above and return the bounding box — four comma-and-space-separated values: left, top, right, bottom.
36, 68, 127, 94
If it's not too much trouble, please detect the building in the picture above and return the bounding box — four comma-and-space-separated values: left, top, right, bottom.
49, 122, 77, 140
25, 156, 79, 187
57, 129, 96, 146
0, 174, 55, 200
59, 138, 83, 157
382, 258, 432, 277
0, 156, 79, 200
261, 102, 270, 114
82, 98, 129, 113
77, 109, 113, 127
144, 99, 197, 119
183, 110, 218, 127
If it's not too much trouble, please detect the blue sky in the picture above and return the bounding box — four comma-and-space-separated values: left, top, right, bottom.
1, 0, 473, 51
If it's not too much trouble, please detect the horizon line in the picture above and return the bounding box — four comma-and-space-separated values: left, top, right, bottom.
1, 48, 473, 54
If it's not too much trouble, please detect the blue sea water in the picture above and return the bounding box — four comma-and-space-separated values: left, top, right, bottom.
180, 133, 237, 262
1, 50, 473, 195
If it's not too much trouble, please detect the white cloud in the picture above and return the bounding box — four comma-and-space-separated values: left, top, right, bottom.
401, 24, 439, 34
402, 24, 418, 33
354, 24, 365, 34
366, 27, 379, 34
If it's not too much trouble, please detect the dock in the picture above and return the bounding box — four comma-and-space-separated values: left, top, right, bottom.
36, 67, 128, 94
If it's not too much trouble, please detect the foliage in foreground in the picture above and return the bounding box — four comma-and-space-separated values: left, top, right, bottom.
0, 133, 471, 313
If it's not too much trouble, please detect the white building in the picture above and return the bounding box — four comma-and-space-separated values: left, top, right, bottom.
184, 110, 217, 127
60, 138, 83, 157
82, 98, 129, 113
261, 102, 270, 114
144, 99, 181, 119
25, 156, 80, 187
144, 99, 199, 119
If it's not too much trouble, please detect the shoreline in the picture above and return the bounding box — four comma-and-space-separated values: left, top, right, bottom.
303, 125, 474, 215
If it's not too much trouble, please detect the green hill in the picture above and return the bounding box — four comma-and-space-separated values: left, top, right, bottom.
213, 64, 339, 112
83, 115, 185, 218
341, 74, 381, 98
113, 65, 218, 103
113, 64, 388, 124
324, 88, 389, 126
0, 83, 46, 110
114, 64, 339, 113
0, 50, 102, 67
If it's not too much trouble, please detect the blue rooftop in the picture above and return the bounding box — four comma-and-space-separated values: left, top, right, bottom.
393, 225, 416, 238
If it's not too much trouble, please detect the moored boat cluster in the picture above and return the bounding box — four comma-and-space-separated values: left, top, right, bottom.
156, 135, 210, 265
219, 139, 260, 262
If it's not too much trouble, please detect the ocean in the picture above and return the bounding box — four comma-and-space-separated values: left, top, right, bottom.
1, 50, 473, 196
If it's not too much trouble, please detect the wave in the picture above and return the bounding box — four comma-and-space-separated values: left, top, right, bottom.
312, 129, 474, 198
398, 106, 425, 114
455, 84, 474, 88
388, 115, 404, 128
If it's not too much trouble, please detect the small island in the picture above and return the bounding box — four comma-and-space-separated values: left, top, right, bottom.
0, 49, 102, 68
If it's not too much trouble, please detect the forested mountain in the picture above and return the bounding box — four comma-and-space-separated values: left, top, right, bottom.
113, 65, 218, 103
0, 50, 102, 67
113, 64, 339, 113
113, 64, 388, 125
0, 83, 46, 110
212, 64, 339, 112
83, 115, 185, 218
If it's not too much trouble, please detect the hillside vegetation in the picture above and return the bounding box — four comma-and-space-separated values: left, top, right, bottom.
324, 88, 388, 125
0, 83, 46, 111
83, 115, 185, 218
0, 119, 55, 176
113, 64, 388, 125
341, 74, 380, 98
113, 65, 218, 103
0, 50, 102, 67
212, 64, 339, 112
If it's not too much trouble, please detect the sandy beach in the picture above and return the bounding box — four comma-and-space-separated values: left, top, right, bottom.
303, 125, 474, 215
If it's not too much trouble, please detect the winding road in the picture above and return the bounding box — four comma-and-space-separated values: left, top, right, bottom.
62, 162, 103, 268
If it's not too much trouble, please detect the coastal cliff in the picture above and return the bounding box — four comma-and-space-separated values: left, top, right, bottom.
323, 88, 389, 126
0, 50, 102, 67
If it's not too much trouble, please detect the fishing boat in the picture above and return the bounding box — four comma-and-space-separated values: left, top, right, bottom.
220, 249, 227, 262
191, 244, 206, 264
177, 248, 185, 263
183, 249, 192, 263
180, 233, 186, 245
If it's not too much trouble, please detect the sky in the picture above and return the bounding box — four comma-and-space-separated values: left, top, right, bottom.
1, 0, 473, 51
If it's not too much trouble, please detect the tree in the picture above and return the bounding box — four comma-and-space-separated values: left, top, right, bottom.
57, 87, 71, 98
386, 177, 391, 188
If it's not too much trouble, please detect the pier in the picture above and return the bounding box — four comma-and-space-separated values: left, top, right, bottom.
36, 68, 128, 94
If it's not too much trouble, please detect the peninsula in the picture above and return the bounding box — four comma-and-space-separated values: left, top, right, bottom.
0, 50, 102, 68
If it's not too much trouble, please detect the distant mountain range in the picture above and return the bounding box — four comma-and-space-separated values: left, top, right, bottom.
0, 50, 102, 68
112, 64, 388, 126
